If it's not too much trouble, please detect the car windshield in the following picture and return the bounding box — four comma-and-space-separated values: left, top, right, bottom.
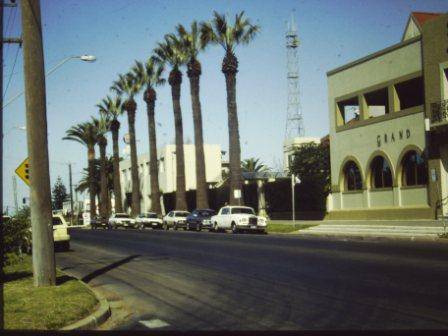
176, 212, 190, 217
146, 213, 158, 218
52, 217, 63, 226
199, 210, 215, 217
116, 214, 130, 218
231, 207, 255, 215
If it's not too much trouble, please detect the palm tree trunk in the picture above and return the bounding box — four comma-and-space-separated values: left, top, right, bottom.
188, 60, 209, 209
126, 100, 141, 216
88, 146, 97, 217
110, 120, 123, 213
169, 69, 187, 210
144, 88, 162, 214
222, 53, 244, 205
98, 136, 110, 218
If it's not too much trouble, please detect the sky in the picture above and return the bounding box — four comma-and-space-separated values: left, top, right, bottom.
2, 0, 447, 212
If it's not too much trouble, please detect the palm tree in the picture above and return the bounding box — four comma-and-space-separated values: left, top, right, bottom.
174, 21, 210, 209
241, 158, 270, 173
201, 12, 260, 205
97, 95, 124, 213
95, 116, 111, 218
76, 157, 115, 198
111, 73, 142, 216
152, 35, 188, 210
131, 59, 165, 214
63, 121, 99, 217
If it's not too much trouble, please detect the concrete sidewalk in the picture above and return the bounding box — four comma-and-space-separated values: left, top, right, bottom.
269, 219, 447, 241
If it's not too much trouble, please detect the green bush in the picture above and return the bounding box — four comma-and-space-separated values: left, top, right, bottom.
2, 207, 31, 266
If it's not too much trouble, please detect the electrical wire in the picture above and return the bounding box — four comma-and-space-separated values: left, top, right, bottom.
3, 43, 21, 99
3, 5, 18, 61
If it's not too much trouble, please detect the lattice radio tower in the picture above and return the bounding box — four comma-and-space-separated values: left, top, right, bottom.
285, 12, 304, 140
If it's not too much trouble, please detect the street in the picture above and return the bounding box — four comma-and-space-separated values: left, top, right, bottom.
56, 228, 448, 330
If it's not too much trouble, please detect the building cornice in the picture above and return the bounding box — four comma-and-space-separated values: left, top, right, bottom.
327, 36, 421, 77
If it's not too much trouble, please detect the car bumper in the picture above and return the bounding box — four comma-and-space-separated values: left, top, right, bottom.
176, 221, 187, 227
236, 224, 267, 231
54, 234, 70, 242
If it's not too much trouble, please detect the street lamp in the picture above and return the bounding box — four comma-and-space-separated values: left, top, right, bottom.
3, 54, 97, 108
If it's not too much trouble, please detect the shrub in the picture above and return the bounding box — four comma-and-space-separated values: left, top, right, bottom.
2, 206, 31, 266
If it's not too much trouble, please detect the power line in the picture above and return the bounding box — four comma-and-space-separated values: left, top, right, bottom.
3, 41, 20, 99
4, 5, 17, 61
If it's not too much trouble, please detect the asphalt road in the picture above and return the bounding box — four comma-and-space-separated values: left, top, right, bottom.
56, 228, 448, 331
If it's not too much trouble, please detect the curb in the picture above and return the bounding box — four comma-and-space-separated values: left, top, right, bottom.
60, 280, 111, 330
294, 232, 448, 243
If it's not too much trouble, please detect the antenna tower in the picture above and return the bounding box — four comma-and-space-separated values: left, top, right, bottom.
285, 12, 304, 139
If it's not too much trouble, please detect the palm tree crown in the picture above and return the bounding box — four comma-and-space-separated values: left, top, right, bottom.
63, 120, 99, 148
110, 72, 141, 108
132, 59, 165, 90
97, 95, 124, 122
242, 158, 270, 173
200, 11, 260, 56
152, 35, 188, 84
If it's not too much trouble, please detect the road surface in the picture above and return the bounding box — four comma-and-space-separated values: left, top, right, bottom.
56, 228, 448, 330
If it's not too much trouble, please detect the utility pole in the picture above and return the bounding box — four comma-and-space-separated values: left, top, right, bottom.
21, 0, 56, 286
69, 162, 74, 225
13, 175, 18, 214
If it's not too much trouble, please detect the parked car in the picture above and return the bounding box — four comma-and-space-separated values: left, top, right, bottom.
211, 206, 267, 234
90, 216, 110, 230
108, 213, 135, 229
52, 214, 71, 250
135, 212, 163, 230
186, 209, 216, 231
162, 210, 190, 230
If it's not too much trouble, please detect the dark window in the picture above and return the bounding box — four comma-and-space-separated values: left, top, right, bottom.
231, 207, 255, 215
370, 156, 393, 188
343, 161, 363, 191
402, 151, 427, 186
365, 87, 389, 117
221, 208, 229, 215
52, 217, 63, 226
395, 77, 424, 110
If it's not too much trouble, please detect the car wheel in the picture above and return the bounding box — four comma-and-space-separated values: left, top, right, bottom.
197, 224, 201, 232
186, 223, 190, 231
231, 222, 238, 234
173, 223, 178, 231
61, 241, 70, 251
213, 222, 219, 232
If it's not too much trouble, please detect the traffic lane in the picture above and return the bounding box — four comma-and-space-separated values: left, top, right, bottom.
58, 229, 448, 329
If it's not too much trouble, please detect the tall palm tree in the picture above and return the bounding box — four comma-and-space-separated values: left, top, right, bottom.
111, 73, 142, 216
152, 35, 188, 210
63, 121, 99, 217
201, 12, 260, 205
97, 95, 124, 213
76, 157, 115, 198
174, 21, 210, 209
131, 59, 165, 214
95, 116, 111, 218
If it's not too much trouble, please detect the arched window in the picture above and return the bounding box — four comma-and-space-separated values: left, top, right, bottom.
401, 151, 427, 186
370, 156, 393, 188
343, 161, 362, 191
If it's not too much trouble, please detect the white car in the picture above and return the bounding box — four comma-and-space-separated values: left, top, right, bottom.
108, 213, 135, 229
162, 210, 190, 230
52, 214, 71, 250
211, 206, 267, 234
135, 212, 163, 229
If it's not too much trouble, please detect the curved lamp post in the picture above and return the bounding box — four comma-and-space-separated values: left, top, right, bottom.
3, 54, 97, 109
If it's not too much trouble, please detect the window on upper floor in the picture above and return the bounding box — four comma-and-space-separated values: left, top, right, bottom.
442, 67, 448, 100
365, 87, 389, 118
394, 76, 424, 110
336, 97, 360, 126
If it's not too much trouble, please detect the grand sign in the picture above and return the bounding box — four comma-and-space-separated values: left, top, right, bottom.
376, 129, 411, 147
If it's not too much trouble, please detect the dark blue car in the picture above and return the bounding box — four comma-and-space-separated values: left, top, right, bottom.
186, 209, 216, 231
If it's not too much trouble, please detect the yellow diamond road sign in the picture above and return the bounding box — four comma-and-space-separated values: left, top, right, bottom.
15, 157, 30, 186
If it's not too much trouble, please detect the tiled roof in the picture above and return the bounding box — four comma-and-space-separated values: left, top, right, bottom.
411, 12, 441, 27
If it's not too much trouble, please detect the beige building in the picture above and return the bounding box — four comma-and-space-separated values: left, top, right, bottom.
120, 144, 222, 213
326, 12, 448, 220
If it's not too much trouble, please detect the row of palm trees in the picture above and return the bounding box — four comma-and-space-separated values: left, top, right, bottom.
64, 12, 259, 218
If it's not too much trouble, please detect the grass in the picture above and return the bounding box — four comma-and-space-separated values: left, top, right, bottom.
4, 255, 98, 330
267, 222, 318, 233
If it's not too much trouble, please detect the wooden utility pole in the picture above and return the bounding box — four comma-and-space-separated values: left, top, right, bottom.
21, 0, 56, 286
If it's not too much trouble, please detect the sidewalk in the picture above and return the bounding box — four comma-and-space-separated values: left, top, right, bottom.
269, 219, 447, 241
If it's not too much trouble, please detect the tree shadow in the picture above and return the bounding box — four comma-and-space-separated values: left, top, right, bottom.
56, 274, 75, 286
81, 254, 141, 283
2, 271, 32, 283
